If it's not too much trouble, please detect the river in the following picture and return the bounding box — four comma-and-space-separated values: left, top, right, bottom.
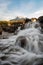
0, 22, 43, 65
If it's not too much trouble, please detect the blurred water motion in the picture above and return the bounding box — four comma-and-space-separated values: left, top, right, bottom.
0, 21, 43, 65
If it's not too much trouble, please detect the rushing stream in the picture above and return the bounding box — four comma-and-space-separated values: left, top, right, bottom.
0, 22, 43, 65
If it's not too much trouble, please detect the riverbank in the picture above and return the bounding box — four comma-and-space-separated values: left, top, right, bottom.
0, 31, 14, 39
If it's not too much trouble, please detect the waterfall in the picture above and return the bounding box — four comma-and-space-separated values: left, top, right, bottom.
0, 22, 43, 65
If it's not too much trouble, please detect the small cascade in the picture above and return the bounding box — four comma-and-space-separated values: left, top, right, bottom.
0, 22, 43, 65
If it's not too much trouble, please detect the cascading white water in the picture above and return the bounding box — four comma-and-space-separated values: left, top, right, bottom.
14, 28, 41, 53
0, 21, 43, 65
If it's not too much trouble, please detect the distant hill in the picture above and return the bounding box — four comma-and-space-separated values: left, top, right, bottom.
10, 16, 25, 21
10, 16, 26, 23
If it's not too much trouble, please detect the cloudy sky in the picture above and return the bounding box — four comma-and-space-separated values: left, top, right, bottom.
0, 0, 43, 20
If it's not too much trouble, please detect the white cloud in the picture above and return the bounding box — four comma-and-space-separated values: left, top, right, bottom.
0, 0, 11, 20
0, 0, 36, 20
0, 0, 43, 20
28, 10, 43, 18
